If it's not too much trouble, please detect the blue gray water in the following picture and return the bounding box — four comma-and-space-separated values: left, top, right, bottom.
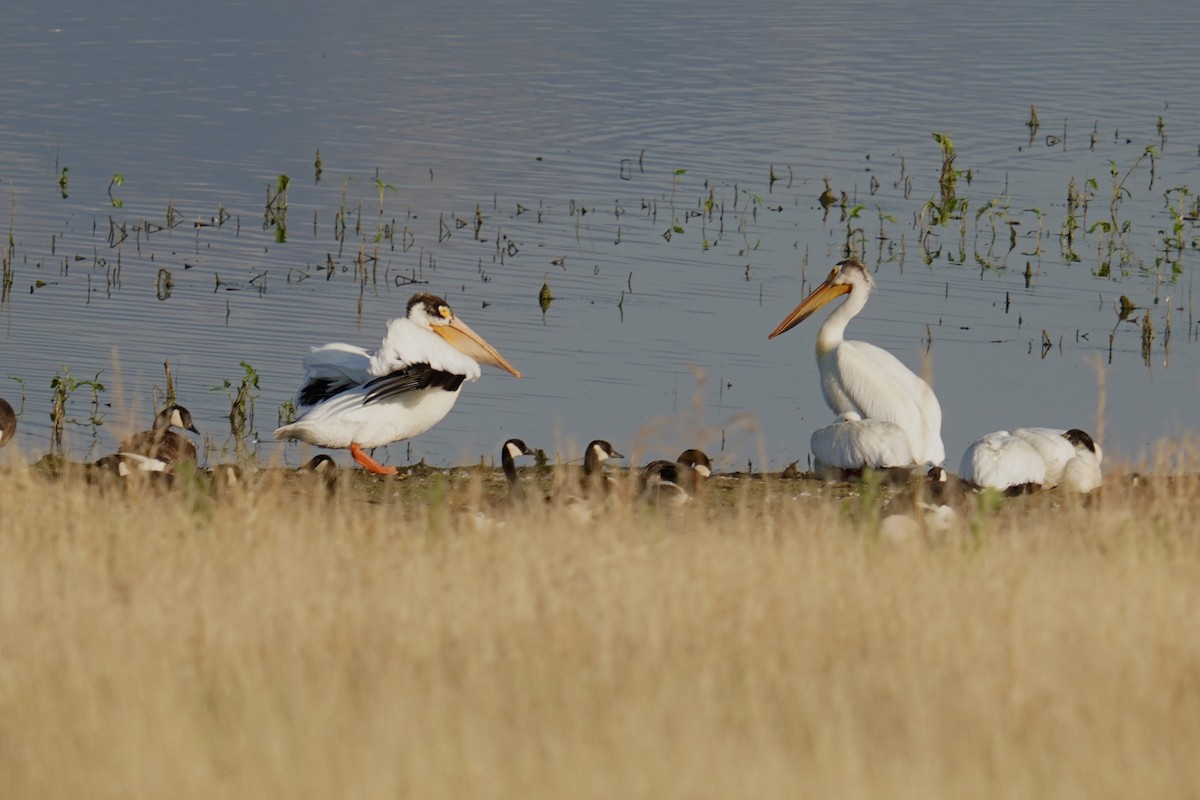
1, 0, 1197, 471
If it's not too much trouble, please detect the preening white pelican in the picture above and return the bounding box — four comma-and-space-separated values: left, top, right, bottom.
1011, 427, 1103, 491
1059, 428, 1103, 493
273, 292, 521, 475
1011, 427, 1078, 486
769, 258, 944, 465
959, 431, 1046, 493
810, 411, 914, 472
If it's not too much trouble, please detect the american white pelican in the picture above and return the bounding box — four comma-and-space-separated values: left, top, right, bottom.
1059, 428, 1103, 493
501, 438, 536, 501
1011, 428, 1075, 486
638, 448, 712, 505
1011, 427, 1103, 491
810, 411, 914, 477
0, 397, 15, 449
769, 258, 944, 465
959, 431, 1046, 494
273, 292, 521, 475
118, 405, 200, 467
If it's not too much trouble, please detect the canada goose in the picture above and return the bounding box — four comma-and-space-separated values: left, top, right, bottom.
638, 448, 712, 505
119, 404, 200, 468
0, 397, 15, 449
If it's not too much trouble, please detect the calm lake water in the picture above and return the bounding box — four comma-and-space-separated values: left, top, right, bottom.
1, 0, 1198, 471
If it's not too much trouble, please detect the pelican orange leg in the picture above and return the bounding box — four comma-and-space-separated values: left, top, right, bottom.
349, 442, 398, 475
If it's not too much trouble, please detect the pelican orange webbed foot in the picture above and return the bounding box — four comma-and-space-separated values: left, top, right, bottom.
349, 442, 399, 475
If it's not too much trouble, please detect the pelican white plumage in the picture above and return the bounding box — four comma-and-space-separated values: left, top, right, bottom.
769, 258, 944, 465
1011, 427, 1103, 491
959, 431, 1046, 493
1059, 428, 1103, 493
273, 292, 521, 474
1011, 428, 1077, 486
810, 411, 914, 473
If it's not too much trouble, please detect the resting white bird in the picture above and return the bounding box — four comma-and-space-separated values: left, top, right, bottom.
810, 411, 914, 473
959, 431, 1046, 494
1010, 428, 1076, 486
1011, 427, 1103, 491
273, 292, 521, 474
769, 258, 944, 465
1059, 428, 1103, 493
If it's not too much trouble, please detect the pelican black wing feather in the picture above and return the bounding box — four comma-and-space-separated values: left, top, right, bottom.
298, 376, 359, 407
362, 364, 466, 405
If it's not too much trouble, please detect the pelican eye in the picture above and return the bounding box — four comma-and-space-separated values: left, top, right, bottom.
438, 305, 453, 320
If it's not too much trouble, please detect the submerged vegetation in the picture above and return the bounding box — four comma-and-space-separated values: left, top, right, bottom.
0, 105, 1197, 465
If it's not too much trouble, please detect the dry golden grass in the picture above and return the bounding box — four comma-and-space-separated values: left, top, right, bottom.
2, 458, 1199, 799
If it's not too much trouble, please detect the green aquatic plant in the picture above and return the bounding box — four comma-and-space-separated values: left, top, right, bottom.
155, 268, 173, 301
49, 366, 105, 454
6, 376, 26, 414
1161, 186, 1196, 259
1, 242, 12, 302
214, 361, 260, 444
108, 174, 124, 208
265, 174, 290, 243
924, 131, 968, 226
162, 359, 177, 407
373, 176, 396, 214
277, 399, 296, 427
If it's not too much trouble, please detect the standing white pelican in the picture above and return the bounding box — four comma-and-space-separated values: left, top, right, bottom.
959, 431, 1046, 494
273, 292, 521, 475
769, 258, 944, 465
810, 411, 914, 473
